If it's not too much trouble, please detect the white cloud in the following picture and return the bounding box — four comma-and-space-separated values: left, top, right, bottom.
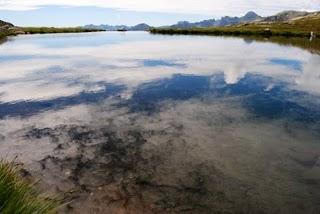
0, 0, 319, 15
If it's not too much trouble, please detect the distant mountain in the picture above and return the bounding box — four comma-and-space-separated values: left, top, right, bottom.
170, 11, 261, 29
84, 24, 127, 31
83, 12, 260, 31
240, 11, 262, 22
83, 10, 319, 32
83, 23, 151, 31
130, 23, 151, 31
260, 10, 311, 22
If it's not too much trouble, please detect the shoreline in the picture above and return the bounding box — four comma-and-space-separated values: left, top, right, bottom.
21, 27, 105, 34
149, 27, 316, 38
1, 29, 320, 55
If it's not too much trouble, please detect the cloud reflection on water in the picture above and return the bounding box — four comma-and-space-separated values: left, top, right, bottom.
0, 32, 319, 118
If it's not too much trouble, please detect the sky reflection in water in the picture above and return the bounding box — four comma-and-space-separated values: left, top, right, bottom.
0, 32, 319, 120
1, 32, 320, 213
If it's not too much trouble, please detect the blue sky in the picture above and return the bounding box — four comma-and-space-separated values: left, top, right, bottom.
0, 0, 319, 26
0, 6, 211, 26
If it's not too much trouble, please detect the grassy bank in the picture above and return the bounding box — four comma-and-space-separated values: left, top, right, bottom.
150, 26, 311, 37
0, 30, 19, 40
0, 161, 58, 213
0, 32, 10, 40
21, 27, 105, 34
150, 14, 320, 38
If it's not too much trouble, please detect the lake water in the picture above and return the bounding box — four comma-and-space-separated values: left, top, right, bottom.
0, 32, 320, 213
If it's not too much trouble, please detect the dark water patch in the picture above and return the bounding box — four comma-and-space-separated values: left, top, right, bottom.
290, 156, 319, 168
25, 127, 60, 140
0, 83, 125, 118
142, 59, 186, 68
25, 123, 234, 213
126, 73, 320, 123
127, 74, 210, 112
244, 94, 320, 122
270, 58, 303, 72
203, 74, 320, 123
46, 65, 66, 73
0, 55, 66, 62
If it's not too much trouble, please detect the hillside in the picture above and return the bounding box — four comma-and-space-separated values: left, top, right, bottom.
0, 20, 18, 39
238, 12, 320, 35
0, 20, 14, 28
169, 11, 261, 29
154, 10, 319, 31
260, 10, 312, 23
150, 11, 320, 38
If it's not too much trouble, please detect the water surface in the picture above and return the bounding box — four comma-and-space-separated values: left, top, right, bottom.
0, 32, 320, 213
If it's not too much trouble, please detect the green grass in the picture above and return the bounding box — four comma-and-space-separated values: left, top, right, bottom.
150, 25, 311, 37
0, 32, 9, 40
0, 31, 18, 40
0, 161, 58, 214
21, 27, 104, 34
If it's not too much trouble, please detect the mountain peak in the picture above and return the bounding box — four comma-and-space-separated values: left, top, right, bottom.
242, 11, 260, 22
244, 11, 259, 18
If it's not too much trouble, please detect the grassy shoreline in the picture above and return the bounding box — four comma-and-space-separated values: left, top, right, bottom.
0, 33, 8, 40
149, 26, 314, 38
0, 31, 17, 40
0, 161, 58, 213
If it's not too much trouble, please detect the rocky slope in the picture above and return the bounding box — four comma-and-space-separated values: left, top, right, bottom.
0, 20, 25, 38
0, 20, 14, 30
170, 11, 261, 29
260, 10, 312, 23
0, 20, 13, 39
